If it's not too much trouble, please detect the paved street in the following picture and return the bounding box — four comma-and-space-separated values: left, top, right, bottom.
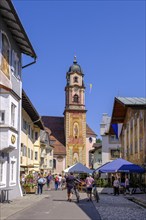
1, 188, 146, 220
1, 189, 100, 220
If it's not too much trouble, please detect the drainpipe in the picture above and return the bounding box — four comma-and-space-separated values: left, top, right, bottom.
22, 58, 37, 69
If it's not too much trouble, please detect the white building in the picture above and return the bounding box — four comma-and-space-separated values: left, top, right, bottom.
40, 129, 54, 174
100, 113, 121, 165
0, 0, 36, 200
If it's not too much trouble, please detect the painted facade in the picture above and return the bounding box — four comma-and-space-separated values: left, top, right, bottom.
121, 109, 146, 166
109, 97, 146, 183
64, 56, 87, 167
0, 1, 36, 200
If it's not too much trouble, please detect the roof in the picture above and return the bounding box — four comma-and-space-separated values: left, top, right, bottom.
41, 116, 66, 155
67, 56, 83, 75
89, 143, 102, 153
22, 90, 44, 130
117, 97, 146, 106
86, 124, 97, 137
42, 116, 97, 155
0, 0, 36, 58
109, 97, 146, 134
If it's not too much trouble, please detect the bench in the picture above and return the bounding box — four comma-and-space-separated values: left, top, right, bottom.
0, 188, 13, 203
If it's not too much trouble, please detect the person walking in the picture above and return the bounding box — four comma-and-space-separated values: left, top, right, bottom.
61, 175, 66, 190
85, 173, 94, 201
54, 174, 59, 190
113, 176, 120, 195
124, 175, 131, 194
37, 173, 46, 195
58, 174, 62, 189
46, 173, 52, 190
66, 172, 76, 202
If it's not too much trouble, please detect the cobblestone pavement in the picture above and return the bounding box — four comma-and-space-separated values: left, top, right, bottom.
93, 194, 146, 220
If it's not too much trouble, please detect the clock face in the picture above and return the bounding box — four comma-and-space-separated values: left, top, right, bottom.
74, 86, 78, 92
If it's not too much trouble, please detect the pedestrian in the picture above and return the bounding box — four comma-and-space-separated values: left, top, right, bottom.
54, 174, 59, 190
46, 173, 52, 190
37, 173, 46, 194
20, 173, 26, 195
58, 174, 62, 189
124, 175, 131, 194
85, 173, 94, 201
113, 176, 120, 195
66, 172, 76, 202
61, 175, 66, 190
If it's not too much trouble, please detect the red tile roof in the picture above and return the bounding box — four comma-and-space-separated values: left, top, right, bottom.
86, 124, 97, 137
42, 116, 66, 155
42, 116, 97, 155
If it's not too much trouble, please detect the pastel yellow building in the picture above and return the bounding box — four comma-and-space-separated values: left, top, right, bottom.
20, 90, 44, 174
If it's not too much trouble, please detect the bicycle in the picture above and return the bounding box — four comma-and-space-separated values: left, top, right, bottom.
92, 184, 99, 202
72, 183, 80, 203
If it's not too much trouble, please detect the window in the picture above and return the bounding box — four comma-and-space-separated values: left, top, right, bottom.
11, 51, 21, 79
50, 150, 52, 156
23, 119, 27, 130
130, 119, 133, 129
73, 76, 78, 83
0, 161, 7, 187
11, 103, 16, 127
140, 111, 143, 120
111, 149, 120, 159
31, 150, 33, 160
89, 137, 93, 143
23, 145, 27, 157
49, 160, 52, 167
28, 125, 31, 136
1, 33, 10, 78
135, 141, 138, 153
28, 148, 30, 158
53, 159, 56, 169
31, 128, 34, 139
0, 111, 5, 124
21, 143, 24, 156
109, 135, 118, 142
73, 94, 79, 103
35, 152, 38, 160
10, 157, 17, 186
130, 144, 133, 155
140, 138, 143, 151
35, 132, 38, 140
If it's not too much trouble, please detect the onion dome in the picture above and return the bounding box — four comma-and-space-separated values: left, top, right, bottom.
68, 56, 83, 74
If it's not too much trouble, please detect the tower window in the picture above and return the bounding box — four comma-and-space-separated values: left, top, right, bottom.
73, 94, 79, 103
74, 76, 78, 83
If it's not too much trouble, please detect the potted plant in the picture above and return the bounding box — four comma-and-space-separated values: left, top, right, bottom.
23, 174, 37, 193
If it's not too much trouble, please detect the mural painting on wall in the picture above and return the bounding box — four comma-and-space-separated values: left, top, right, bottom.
73, 152, 79, 164
1, 34, 10, 79
73, 122, 79, 138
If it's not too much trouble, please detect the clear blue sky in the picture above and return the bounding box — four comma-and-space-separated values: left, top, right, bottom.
13, 0, 145, 138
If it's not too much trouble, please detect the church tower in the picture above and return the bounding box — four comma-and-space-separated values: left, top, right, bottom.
64, 56, 87, 167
